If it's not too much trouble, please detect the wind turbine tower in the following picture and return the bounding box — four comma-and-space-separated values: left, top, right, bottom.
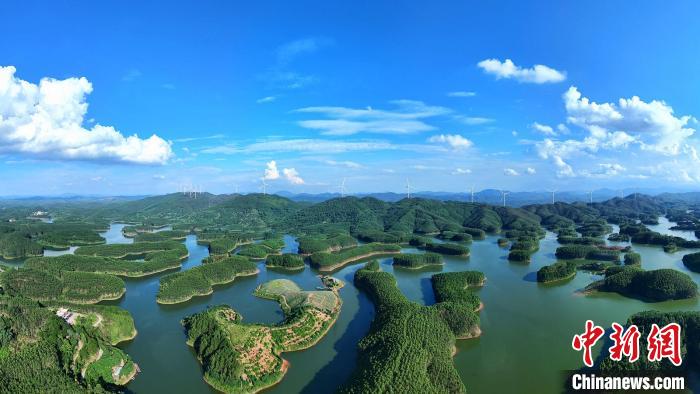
339, 178, 347, 197
261, 178, 268, 195
549, 189, 557, 204
470, 186, 475, 203
587, 190, 593, 204
500, 190, 509, 207
405, 179, 412, 199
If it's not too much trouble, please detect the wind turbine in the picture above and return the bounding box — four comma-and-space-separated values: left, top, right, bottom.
619, 189, 624, 199
469, 186, 475, 203
548, 189, 557, 204
405, 179, 412, 199
339, 178, 347, 197
260, 178, 268, 195
500, 190, 509, 207
587, 190, 593, 204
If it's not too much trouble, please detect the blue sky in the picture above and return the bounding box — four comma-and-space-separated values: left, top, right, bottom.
1, 1, 700, 196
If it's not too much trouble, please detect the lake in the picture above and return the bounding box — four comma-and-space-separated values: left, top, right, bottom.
7, 221, 700, 393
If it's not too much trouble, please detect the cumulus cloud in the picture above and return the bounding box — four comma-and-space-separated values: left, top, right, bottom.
283, 168, 304, 184
263, 160, 280, 180
503, 168, 519, 176
563, 86, 693, 154
452, 168, 472, 175
263, 160, 304, 184
447, 91, 476, 97
526, 167, 536, 175
535, 86, 697, 178
0, 66, 173, 165
477, 58, 566, 84
427, 134, 473, 150
295, 100, 450, 135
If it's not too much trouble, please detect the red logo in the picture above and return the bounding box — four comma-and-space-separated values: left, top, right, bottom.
608, 322, 641, 363
572, 320, 605, 367
647, 323, 682, 366
573, 321, 683, 367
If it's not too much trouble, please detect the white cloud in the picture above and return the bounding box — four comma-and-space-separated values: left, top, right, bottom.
263, 160, 280, 180
452, 168, 472, 175
526, 167, 536, 175
256, 96, 276, 104
276, 37, 333, 65
90, 176, 104, 182
535, 87, 697, 178
202, 139, 397, 154
427, 134, 473, 150
504, 168, 519, 176
455, 116, 494, 125
324, 159, 362, 168
564, 86, 693, 155
0, 66, 173, 165
531, 122, 556, 136
283, 168, 304, 184
477, 58, 566, 84
295, 100, 451, 135
448, 91, 476, 97
153, 174, 166, 180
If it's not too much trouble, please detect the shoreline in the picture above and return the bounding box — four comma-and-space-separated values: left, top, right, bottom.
316, 251, 400, 272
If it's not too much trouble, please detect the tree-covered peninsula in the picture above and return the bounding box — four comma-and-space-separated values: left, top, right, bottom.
339, 263, 484, 393
182, 278, 341, 393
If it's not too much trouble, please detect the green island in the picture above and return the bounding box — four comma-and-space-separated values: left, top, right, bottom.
265, 253, 305, 270
682, 252, 700, 273
585, 266, 698, 302
157, 256, 258, 304
339, 262, 484, 393
297, 233, 357, 254
392, 252, 443, 269
409, 236, 470, 256
132, 230, 188, 242
309, 243, 401, 271
237, 238, 285, 259
508, 236, 540, 262
607, 232, 630, 242
182, 278, 341, 393
25, 243, 189, 277
555, 245, 621, 262
1, 268, 125, 304
537, 261, 578, 283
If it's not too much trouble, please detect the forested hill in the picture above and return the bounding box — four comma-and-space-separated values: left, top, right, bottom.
0, 191, 681, 239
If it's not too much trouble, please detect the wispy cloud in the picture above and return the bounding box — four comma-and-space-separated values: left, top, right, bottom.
478, 58, 566, 84
447, 91, 476, 97
276, 37, 333, 65
173, 134, 225, 143
295, 100, 451, 135
455, 115, 494, 125
256, 96, 277, 104
202, 139, 398, 154
122, 68, 142, 82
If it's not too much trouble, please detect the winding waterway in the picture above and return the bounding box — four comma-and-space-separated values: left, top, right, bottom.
3, 221, 700, 393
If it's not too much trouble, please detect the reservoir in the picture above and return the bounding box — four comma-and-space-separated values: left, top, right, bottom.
5, 221, 700, 393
